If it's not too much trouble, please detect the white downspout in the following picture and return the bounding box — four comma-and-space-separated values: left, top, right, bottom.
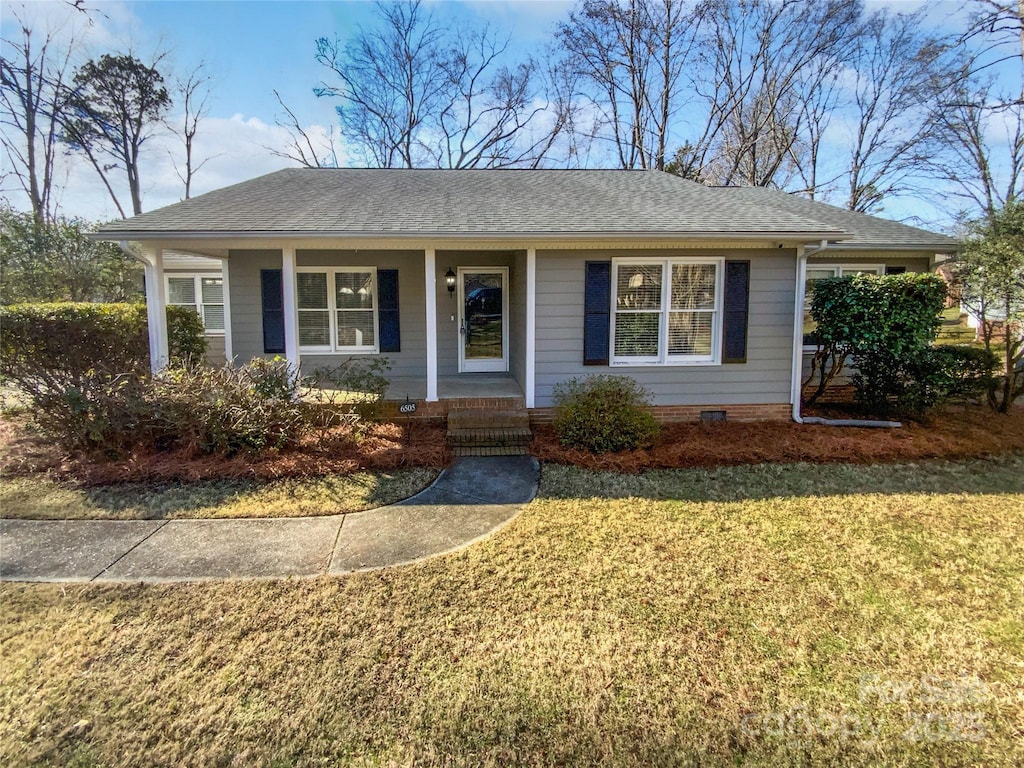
790, 241, 820, 423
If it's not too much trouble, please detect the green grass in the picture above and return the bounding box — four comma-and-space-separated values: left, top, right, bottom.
0, 469, 438, 520
2, 456, 1022, 767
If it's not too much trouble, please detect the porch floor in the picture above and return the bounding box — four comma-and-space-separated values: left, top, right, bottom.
385, 375, 524, 402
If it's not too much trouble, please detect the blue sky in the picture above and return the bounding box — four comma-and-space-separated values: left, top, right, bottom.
1, 0, 1018, 229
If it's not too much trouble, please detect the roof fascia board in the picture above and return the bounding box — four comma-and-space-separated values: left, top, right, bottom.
93, 229, 852, 245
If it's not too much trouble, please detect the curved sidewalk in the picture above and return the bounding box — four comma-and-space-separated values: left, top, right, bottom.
0, 456, 538, 584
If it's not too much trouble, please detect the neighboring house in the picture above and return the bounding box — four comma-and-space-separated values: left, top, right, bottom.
96, 169, 957, 421
162, 252, 228, 363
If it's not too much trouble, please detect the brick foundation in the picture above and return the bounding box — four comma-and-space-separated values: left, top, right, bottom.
376, 396, 526, 421
528, 403, 792, 424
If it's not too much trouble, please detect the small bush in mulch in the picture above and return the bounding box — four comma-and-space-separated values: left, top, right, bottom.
552, 375, 660, 453
531, 405, 1024, 473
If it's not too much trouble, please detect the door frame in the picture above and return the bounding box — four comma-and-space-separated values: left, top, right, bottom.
457, 266, 509, 373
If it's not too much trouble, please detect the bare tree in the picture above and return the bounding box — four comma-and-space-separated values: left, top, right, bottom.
842, 10, 949, 213
311, 0, 555, 169
959, 0, 1023, 104
0, 8, 78, 223
61, 51, 171, 217
171, 62, 213, 200
929, 61, 1023, 218
268, 89, 341, 168
556, 0, 699, 170
682, 0, 860, 189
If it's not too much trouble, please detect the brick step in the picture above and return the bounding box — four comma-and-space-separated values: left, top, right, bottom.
446, 427, 533, 447
447, 407, 530, 431
452, 445, 531, 457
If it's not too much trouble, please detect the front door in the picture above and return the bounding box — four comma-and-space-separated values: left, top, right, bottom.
458, 267, 508, 373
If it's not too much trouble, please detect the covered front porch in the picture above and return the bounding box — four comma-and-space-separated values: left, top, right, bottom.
136, 241, 538, 408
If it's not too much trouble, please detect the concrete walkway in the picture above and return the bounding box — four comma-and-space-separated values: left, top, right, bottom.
0, 456, 538, 584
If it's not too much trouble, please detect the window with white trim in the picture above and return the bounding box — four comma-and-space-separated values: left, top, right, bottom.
611, 258, 722, 365
803, 264, 884, 346
166, 274, 225, 332
297, 267, 378, 353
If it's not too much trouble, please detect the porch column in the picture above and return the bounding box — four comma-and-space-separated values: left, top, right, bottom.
424, 247, 438, 401
282, 247, 300, 373
218, 256, 233, 362
143, 247, 168, 373
525, 247, 536, 408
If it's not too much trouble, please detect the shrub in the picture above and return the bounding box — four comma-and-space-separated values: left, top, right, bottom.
852, 345, 1000, 417
805, 273, 948, 406
166, 305, 208, 366
552, 374, 660, 453
155, 359, 306, 455
0, 302, 207, 452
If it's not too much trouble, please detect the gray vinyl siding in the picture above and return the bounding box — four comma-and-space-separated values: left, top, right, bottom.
226, 250, 284, 363
296, 250, 426, 379
509, 250, 527, 392
535, 249, 798, 408
227, 249, 427, 379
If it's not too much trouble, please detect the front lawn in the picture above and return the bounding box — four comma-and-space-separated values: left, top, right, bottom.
0, 469, 437, 520
3, 456, 1021, 767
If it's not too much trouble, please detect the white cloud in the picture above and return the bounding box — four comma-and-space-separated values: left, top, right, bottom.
9, 111, 344, 222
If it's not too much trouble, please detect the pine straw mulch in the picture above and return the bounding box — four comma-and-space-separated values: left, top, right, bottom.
531, 404, 1024, 473
0, 419, 450, 486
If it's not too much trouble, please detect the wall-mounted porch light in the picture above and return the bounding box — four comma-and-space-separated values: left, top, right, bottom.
445, 267, 456, 298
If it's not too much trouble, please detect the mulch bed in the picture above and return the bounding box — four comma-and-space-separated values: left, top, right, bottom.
531, 405, 1024, 473
3, 405, 1022, 483
0, 419, 451, 485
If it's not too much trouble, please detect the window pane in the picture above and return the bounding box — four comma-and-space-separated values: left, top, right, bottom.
298, 311, 330, 346
614, 312, 659, 356
669, 312, 712, 355
671, 263, 716, 310
168, 277, 196, 305
297, 273, 328, 309
201, 277, 223, 303
338, 310, 375, 347
616, 264, 661, 310
203, 304, 225, 331
336, 271, 374, 309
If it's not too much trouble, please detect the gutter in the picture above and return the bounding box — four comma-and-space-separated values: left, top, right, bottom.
790, 239, 902, 428
91, 228, 852, 243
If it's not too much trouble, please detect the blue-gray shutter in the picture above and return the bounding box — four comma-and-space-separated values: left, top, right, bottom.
583, 261, 611, 365
722, 260, 750, 364
261, 269, 285, 354
378, 269, 400, 353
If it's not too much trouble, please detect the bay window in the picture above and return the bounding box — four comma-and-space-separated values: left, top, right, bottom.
297, 268, 378, 353
611, 258, 722, 365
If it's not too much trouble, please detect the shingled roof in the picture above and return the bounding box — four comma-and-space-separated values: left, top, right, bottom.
713, 186, 958, 250
97, 168, 955, 249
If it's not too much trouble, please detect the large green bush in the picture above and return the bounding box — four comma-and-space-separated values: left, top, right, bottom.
0, 302, 207, 451
552, 374, 660, 453
805, 273, 948, 414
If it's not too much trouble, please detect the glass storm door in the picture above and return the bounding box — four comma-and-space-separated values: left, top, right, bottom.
458, 268, 508, 373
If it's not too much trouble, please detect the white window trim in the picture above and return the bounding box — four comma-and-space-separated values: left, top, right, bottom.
609, 256, 724, 367
165, 272, 225, 335
296, 266, 380, 354
803, 263, 885, 350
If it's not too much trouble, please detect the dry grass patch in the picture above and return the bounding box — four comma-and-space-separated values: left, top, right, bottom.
0, 468, 437, 520
2, 457, 1022, 767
